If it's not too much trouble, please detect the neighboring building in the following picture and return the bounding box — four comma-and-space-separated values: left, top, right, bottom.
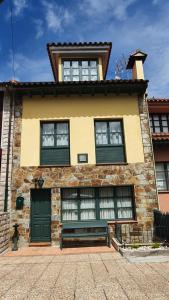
148, 98, 169, 212
9, 42, 158, 246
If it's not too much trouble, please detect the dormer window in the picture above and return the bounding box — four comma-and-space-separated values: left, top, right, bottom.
63, 60, 98, 82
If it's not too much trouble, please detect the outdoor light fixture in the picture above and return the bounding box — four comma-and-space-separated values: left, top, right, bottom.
16, 196, 24, 210
37, 177, 44, 188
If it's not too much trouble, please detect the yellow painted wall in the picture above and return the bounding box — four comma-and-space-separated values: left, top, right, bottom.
20, 95, 144, 166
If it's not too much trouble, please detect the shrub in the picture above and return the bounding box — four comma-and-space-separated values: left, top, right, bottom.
130, 244, 140, 249
151, 242, 160, 249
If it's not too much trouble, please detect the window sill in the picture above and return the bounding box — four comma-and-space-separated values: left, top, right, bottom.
59, 220, 137, 227
158, 190, 169, 194
96, 162, 128, 166
38, 165, 71, 168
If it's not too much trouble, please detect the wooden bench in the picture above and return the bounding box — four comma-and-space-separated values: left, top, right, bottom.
60, 220, 111, 249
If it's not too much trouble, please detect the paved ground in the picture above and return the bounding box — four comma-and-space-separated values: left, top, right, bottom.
1, 251, 169, 300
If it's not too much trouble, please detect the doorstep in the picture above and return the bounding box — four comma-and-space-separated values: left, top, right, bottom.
29, 242, 51, 247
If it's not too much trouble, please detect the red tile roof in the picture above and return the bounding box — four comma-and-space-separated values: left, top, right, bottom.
152, 132, 169, 141
148, 98, 169, 103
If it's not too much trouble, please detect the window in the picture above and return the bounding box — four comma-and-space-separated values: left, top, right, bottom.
150, 114, 169, 133
155, 162, 169, 191
63, 60, 99, 82
61, 186, 134, 222
95, 120, 125, 164
41, 122, 70, 165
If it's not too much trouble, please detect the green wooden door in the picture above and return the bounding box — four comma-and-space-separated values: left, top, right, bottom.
30, 189, 51, 242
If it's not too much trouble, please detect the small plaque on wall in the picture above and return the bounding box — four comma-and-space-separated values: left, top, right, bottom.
78, 153, 88, 163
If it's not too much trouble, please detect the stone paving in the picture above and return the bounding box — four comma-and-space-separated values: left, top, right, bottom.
0, 252, 169, 300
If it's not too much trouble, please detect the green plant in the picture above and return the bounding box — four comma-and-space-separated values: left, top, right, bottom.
151, 242, 160, 249
130, 244, 140, 249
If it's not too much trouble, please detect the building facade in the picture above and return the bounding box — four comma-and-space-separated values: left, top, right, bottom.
9, 42, 158, 246
148, 98, 169, 212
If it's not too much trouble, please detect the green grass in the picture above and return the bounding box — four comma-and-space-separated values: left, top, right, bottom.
151, 242, 160, 249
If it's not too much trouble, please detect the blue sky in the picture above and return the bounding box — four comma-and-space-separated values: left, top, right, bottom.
0, 0, 168, 97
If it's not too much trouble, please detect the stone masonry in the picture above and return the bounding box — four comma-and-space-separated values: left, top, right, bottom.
11, 94, 158, 246
0, 212, 10, 253
0, 91, 14, 252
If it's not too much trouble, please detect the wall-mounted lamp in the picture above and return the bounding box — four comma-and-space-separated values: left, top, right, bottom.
34, 177, 44, 188
16, 196, 24, 210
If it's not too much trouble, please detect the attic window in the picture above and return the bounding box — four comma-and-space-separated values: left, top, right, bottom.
62, 60, 99, 82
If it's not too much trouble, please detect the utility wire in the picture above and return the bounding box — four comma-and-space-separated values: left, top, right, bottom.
10, 0, 15, 80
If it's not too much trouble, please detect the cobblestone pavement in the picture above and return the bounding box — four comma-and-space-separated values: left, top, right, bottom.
0, 252, 169, 300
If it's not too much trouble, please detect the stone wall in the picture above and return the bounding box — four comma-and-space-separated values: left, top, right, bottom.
0, 212, 10, 253
10, 94, 159, 246
0, 92, 14, 212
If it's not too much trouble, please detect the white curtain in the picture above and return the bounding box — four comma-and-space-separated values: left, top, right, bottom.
118, 209, 132, 219
62, 200, 77, 210
100, 209, 115, 219
81, 200, 95, 209
100, 199, 114, 208
96, 122, 108, 145
62, 211, 78, 221
80, 210, 95, 220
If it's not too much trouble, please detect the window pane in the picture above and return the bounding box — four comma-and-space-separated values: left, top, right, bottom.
72, 76, 79, 81
57, 134, 68, 146
162, 120, 167, 126
161, 115, 167, 120
82, 69, 89, 75
64, 61, 70, 68
100, 209, 115, 219
91, 76, 97, 81
100, 199, 114, 208
96, 133, 108, 145
109, 122, 121, 132
81, 200, 95, 209
72, 69, 79, 75
62, 211, 78, 221
155, 163, 164, 171
96, 122, 107, 133
42, 123, 54, 134
82, 76, 89, 81
154, 121, 160, 126
91, 69, 97, 75
118, 208, 132, 219
57, 123, 68, 134
72, 61, 79, 68
62, 200, 77, 209
80, 188, 94, 198
82, 61, 88, 67
110, 133, 122, 145
42, 135, 54, 147
90, 61, 97, 67
116, 187, 132, 197
154, 115, 159, 120
64, 76, 71, 81
154, 127, 160, 133
163, 127, 168, 133
80, 210, 95, 220
62, 189, 77, 199
99, 187, 114, 198
64, 69, 70, 76
117, 198, 132, 207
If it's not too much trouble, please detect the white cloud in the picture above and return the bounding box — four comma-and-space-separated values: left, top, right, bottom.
41, 0, 73, 33
80, 0, 138, 21
6, 53, 53, 82
34, 19, 44, 39
13, 0, 28, 16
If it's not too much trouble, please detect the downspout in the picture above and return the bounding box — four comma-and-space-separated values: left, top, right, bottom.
4, 89, 14, 212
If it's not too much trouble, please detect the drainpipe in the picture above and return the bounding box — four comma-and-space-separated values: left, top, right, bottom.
4, 89, 14, 212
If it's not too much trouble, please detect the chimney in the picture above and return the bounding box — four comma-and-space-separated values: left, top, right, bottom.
126, 49, 147, 80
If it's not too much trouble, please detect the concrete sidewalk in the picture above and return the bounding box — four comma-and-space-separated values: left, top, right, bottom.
0, 251, 169, 299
